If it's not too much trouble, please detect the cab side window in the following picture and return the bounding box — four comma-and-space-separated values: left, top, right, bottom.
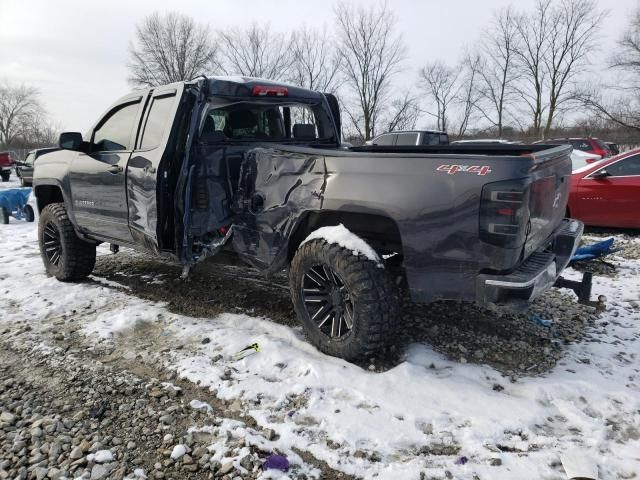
93, 101, 141, 152
395, 133, 419, 145
605, 154, 640, 177
373, 134, 394, 145
139, 94, 176, 150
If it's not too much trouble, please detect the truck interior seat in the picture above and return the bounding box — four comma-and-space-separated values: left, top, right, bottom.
293, 124, 316, 140
226, 110, 258, 138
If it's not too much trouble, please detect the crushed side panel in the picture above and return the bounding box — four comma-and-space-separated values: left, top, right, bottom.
232, 147, 326, 272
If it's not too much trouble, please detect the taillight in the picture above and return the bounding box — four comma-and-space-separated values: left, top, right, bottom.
585, 158, 598, 164
251, 85, 288, 97
480, 178, 531, 248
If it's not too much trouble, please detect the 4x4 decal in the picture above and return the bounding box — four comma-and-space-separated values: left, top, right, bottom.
436, 164, 492, 176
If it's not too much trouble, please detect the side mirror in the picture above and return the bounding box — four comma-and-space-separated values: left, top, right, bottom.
591, 169, 609, 179
59, 132, 83, 151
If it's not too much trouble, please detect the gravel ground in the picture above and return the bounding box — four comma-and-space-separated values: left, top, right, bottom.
92, 250, 601, 377
0, 332, 347, 480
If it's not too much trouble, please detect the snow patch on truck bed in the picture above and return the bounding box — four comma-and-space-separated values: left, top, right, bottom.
301, 224, 382, 264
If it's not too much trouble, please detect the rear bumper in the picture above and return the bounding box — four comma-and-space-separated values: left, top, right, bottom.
476, 218, 583, 305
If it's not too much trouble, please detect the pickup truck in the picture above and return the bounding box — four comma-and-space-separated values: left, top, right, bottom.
33, 77, 589, 361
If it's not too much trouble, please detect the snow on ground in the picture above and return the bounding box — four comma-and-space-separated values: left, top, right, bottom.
1, 180, 638, 479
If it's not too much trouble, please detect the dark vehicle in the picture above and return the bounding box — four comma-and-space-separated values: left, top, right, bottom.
370, 130, 449, 146
605, 142, 620, 156
33, 77, 587, 361
0, 151, 15, 182
16, 148, 58, 186
542, 137, 611, 158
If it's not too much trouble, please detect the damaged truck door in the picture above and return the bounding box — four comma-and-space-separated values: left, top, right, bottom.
127, 85, 183, 253
232, 147, 327, 272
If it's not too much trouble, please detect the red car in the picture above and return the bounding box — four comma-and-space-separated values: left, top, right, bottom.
567, 148, 640, 228
0, 151, 14, 182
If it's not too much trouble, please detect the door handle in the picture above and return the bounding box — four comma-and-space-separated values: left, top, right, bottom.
108, 165, 123, 174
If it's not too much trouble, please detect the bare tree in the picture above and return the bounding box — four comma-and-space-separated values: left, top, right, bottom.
128, 12, 218, 87
217, 23, 292, 80
514, 0, 605, 137
455, 53, 482, 137
477, 7, 519, 136
541, 0, 605, 135
579, 6, 640, 130
513, 0, 552, 138
384, 93, 420, 132
334, 2, 405, 140
419, 61, 459, 132
289, 26, 341, 93
0, 82, 43, 148
24, 112, 59, 147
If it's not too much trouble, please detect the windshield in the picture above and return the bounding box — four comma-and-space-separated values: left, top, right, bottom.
200, 100, 336, 144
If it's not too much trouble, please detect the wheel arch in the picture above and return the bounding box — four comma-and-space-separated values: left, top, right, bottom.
34, 183, 66, 213
287, 210, 404, 262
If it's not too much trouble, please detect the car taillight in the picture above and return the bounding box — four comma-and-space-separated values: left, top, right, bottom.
480, 178, 531, 248
585, 158, 598, 164
251, 86, 288, 97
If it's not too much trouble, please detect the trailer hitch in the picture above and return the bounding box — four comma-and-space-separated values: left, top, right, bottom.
554, 272, 605, 308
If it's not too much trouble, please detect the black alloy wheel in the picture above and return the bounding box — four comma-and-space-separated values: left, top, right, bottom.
301, 264, 355, 339
42, 221, 62, 266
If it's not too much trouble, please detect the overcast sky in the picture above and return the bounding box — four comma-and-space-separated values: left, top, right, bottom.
1, 0, 636, 131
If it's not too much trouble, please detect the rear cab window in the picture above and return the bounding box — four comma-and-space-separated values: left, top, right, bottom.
200, 100, 335, 144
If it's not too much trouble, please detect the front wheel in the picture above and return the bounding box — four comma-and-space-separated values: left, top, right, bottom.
289, 237, 400, 361
38, 203, 96, 281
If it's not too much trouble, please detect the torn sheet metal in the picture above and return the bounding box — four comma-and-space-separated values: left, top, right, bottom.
232, 147, 326, 272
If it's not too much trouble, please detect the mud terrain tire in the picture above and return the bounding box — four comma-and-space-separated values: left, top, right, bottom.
289, 238, 400, 361
38, 203, 96, 281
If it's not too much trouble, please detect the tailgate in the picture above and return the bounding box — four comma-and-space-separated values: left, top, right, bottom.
522, 145, 573, 258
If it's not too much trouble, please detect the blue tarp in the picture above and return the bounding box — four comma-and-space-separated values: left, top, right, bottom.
571, 237, 619, 262
0, 188, 32, 220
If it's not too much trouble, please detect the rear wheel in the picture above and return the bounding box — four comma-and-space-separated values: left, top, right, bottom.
38, 203, 96, 281
289, 237, 400, 361
1, 207, 9, 224
1, 171, 9, 182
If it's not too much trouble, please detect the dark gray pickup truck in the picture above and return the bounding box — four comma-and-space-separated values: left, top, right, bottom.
33, 77, 588, 361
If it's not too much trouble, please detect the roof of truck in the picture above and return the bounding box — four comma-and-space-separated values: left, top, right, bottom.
202, 76, 325, 100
